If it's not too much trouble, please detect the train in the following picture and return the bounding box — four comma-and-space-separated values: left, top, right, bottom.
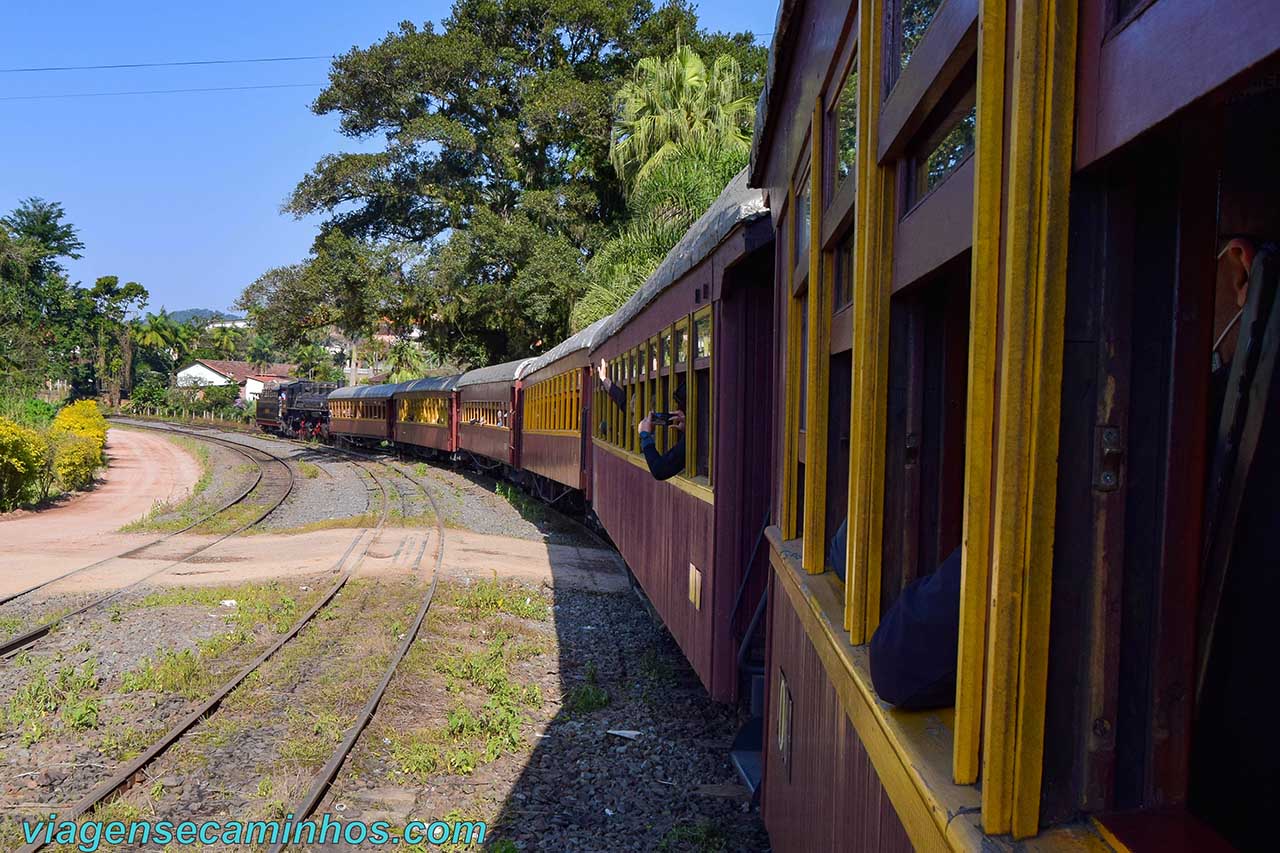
254, 0, 1280, 849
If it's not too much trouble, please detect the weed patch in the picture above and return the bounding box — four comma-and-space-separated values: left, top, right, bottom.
448, 578, 549, 622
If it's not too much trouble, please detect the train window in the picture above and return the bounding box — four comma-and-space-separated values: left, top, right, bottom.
916, 102, 976, 199
674, 317, 689, 366
834, 63, 859, 189
794, 172, 811, 276
692, 306, 713, 481
694, 313, 712, 360
833, 235, 854, 313
899, 0, 943, 72
879, 265, 969, 615
661, 329, 673, 369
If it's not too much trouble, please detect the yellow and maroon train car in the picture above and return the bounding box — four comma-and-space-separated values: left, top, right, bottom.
392, 375, 461, 456
455, 359, 532, 470
589, 170, 774, 705
751, 0, 1279, 850
514, 317, 610, 500
328, 382, 396, 446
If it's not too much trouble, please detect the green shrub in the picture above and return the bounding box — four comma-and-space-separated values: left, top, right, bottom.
53, 433, 102, 491
131, 377, 167, 408
0, 396, 57, 429
0, 417, 47, 511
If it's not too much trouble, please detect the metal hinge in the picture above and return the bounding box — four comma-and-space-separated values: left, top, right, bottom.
1093, 424, 1124, 491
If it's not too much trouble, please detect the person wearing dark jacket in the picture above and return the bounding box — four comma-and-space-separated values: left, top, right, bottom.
597, 358, 686, 481
869, 547, 963, 709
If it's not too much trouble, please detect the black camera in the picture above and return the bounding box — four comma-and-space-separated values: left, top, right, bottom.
650, 411, 675, 425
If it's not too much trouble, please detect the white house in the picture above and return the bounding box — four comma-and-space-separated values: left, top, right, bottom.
175, 359, 296, 402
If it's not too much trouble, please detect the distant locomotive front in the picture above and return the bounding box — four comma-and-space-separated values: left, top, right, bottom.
256, 380, 337, 439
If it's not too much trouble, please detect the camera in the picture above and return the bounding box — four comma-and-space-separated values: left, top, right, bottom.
650, 411, 675, 425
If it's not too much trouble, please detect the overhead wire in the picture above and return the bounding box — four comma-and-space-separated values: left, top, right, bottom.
0, 55, 332, 73
0, 82, 325, 102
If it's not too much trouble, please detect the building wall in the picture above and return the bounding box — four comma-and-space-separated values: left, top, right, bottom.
176, 364, 231, 387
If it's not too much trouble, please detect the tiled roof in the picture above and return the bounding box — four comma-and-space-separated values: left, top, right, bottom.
191, 359, 297, 383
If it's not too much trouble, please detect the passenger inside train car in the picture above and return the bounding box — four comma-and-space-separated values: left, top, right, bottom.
636, 382, 686, 482
596, 357, 688, 481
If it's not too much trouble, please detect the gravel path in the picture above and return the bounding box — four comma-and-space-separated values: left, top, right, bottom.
410, 462, 599, 548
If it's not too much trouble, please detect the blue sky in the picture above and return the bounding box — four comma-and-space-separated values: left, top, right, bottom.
0, 1, 777, 317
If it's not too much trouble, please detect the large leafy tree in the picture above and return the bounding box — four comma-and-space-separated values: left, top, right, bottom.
274, 0, 764, 366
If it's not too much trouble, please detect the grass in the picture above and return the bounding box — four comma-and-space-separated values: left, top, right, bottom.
133, 580, 303, 634
4, 658, 100, 745
448, 577, 549, 622
657, 820, 730, 853
119, 436, 213, 532
279, 708, 350, 767
385, 627, 544, 782
297, 460, 322, 479
99, 724, 160, 760
244, 510, 380, 536
564, 662, 610, 715
495, 481, 549, 525
0, 615, 23, 640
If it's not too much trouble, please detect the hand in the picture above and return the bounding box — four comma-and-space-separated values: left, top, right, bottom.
597, 358, 609, 386
670, 409, 685, 432
639, 413, 653, 434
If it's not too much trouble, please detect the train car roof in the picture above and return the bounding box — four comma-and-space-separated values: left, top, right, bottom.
455, 358, 534, 388
328, 382, 400, 400
394, 374, 462, 393
593, 168, 767, 346
748, 0, 803, 186
515, 315, 613, 379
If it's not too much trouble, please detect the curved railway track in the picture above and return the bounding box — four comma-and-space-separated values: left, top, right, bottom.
12, 423, 446, 853
0, 430, 275, 609
0, 431, 297, 660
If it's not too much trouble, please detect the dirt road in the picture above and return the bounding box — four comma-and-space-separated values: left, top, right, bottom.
0, 427, 201, 596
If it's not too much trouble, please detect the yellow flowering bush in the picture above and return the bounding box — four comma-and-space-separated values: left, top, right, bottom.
0, 417, 47, 511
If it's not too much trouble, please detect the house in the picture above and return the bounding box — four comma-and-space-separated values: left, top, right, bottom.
175, 359, 297, 402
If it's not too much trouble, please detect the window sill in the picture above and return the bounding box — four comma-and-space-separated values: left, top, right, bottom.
592, 438, 713, 504
765, 525, 1113, 852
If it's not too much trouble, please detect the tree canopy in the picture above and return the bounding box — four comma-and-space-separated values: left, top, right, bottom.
261, 0, 764, 367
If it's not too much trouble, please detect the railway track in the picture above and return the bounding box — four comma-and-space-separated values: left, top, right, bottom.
12, 423, 446, 853
0, 429, 276, 609
0, 430, 297, 660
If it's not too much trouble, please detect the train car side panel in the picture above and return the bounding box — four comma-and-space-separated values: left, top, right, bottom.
592, 440, 715, 686
763, 572, 914, 853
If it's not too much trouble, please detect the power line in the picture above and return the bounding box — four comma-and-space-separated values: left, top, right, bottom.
0, 82, 324, 102
0, 55, 332, 74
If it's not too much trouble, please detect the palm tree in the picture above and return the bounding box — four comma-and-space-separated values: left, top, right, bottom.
134, 311, 177, 356
609, 46, 755, 191
208, 325, 243, 359
247, 336, 274, 375
387, 339, 427, 382
292, 343, 329, 380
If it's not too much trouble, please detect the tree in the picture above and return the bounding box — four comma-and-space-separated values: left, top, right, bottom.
1, 198, 84, 277
292, 343, 331, 380
207, 325, 243, 359
571, 45, 752, 329
87, 276, 148, 403
386, 339, 428, 382
247, 336, 275, 375
269, 0, 765, 366
609, 45, 754, 191
237, 231, 400, 350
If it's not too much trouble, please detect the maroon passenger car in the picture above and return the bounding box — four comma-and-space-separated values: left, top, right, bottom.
588, 169, 774, 704
455, 359, 532, 470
